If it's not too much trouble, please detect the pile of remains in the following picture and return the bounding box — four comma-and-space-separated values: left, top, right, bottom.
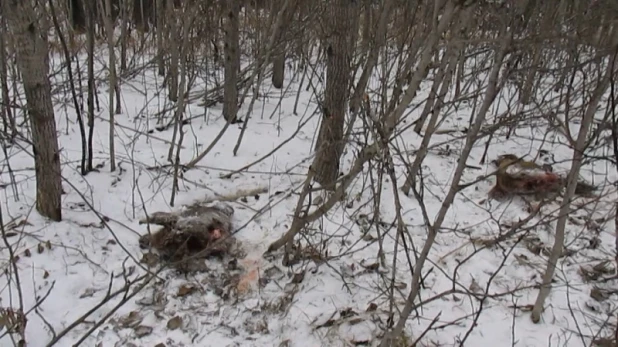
138, 203, 235, 263
488, 154, 596, 200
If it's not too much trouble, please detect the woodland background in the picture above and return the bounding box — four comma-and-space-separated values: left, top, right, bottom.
0, 0, 618, 346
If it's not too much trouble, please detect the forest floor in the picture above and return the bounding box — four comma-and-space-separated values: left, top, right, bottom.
1, 48, 617, 347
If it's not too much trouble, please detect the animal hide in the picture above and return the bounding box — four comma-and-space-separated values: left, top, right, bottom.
138, 202, 235, 263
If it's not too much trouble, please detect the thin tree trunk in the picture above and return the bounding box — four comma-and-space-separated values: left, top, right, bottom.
86, 0, 95, 172
349, 0, 394, 113
454, 48, 465, 98
166, 0, 178, 101
156, 0, 165, 76
380, 25, 511, 347
271, 51, 285, 89
530, 47, 618, 323
360, 0, 373, 50
0, 15, 15, 140
3, 0, 62, 221
232, 0, 295, 155
119, 0, 130, 71
223, 0, 240, 122
170, 6, 197, 206
520, 48, 540, 104
271, 12, 288, 91
104, 0, 117, 171
133, 0, 150, 32
68, 0, 87, 33
48, 0, 89, 176
402, 41, 462, 196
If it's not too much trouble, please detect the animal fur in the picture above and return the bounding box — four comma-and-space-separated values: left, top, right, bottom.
139, 203, 235, 262
489, 154, 597, 199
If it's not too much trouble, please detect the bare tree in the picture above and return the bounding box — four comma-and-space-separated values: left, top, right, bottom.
133, 0, 154, 32
3, 0, 62, 221
0, 11, 16, 140
223, 0, 241, 122
270, 0, 297, 89
166, 0, 179, 102
102, 0, 118, 172
155, 0, 165, 76
47, 0, 89, 175
380, 12, 513, 347
86, 0, 96, 172
67, 0, 87, 33
311, 0, 358, 189
530, 33, 618, 322
118, 0, 130, 71
349, 0, 394, 114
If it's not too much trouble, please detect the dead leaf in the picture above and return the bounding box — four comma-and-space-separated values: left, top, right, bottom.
264, 266, 284, 280
315, 319, 335, 329
23, 249, 31, 257
514, 253, 529, 265
290, 271, 305, 284
508, 304, 534, 312
37, 243, 44, 254
80, 288, 96, 299
568, 217, 582, 225
8, 219, 32, 230
590, 287, 613, 302
45, 240, 52, 250
592, 337, 617, 347
469, 277, 483, 294
166, 316, 183, 330
43, 271, 49, 279
366, 303, 377, 312
340, 308, 357, 318
120, 311, 143, 329
361, 233, 375, 242
177, 284, 196, 297
361, 262, 379, 271
348, 317, 364, 325
133, 325, 152, 337
140, 253, 159, 267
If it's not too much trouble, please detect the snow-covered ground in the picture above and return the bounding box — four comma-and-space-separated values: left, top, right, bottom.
1, 43, 617, 347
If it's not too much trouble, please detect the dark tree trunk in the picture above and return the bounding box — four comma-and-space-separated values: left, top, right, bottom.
270, 0, 296, 89
166, 0, 178, 102
0, 14, 15, 140
86, 0, 96, 172
311, 0, 357, 188
223, 0, 240, 122
68, 0, 87, 33
271, 53, 285, 89
3, 0, 63, 221
133, 0, 155, 32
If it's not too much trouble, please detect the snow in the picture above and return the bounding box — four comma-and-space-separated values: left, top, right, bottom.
0, 42, 617, 347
